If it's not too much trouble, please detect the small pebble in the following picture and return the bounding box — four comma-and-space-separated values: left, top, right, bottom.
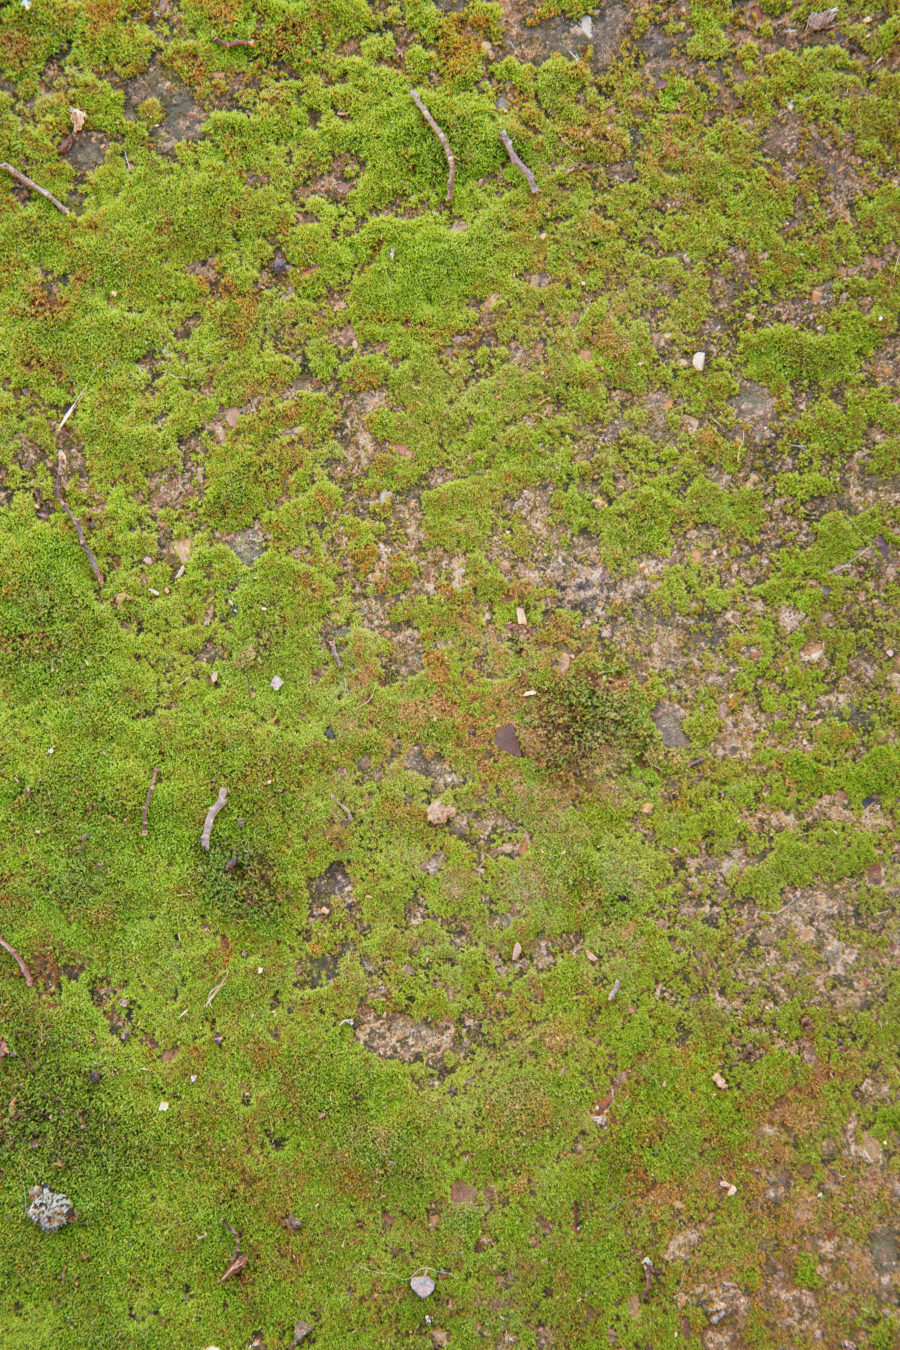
324, 726, 336, 740
271, 675, 284, 690
692, 351, 706, 372
410, 1274, 436, 1299
158, 1101, 169, 1112
512, 942, 522, 961
608, 978, 620, 1001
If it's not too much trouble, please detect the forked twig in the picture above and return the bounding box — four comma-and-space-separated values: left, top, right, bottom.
205, 967, 229, 1007
0, 937, 34, 987
1, 161, 70, 215
141, 767, 159, 836
411, 90, 455, 205
499, 131, 539, 194
200, 787, 228, 852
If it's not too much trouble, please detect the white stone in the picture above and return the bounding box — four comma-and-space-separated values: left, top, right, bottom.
692, 351, 706, 372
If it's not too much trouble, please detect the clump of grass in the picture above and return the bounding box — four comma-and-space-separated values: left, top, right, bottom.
198, 844, 287, 922
527, 656, 659, 777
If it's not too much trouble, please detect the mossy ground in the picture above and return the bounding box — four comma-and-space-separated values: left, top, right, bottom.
1, 0, 898, 1346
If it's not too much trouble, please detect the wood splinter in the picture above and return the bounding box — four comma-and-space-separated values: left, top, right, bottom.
411, 90, 455, 205
1, 161, 70, 215
200, 787, 228, 852
499, 131, 539, 195
212, 35, 256, 47
0, 936, 34, 987
141, 767, 159, 837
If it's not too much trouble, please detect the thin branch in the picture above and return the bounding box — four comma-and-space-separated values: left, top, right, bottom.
0, 936, 34, 987
212, 35, 256, 47
141, 767, 159, 837
328, 638, 343, 670
52, 476, 104, 587
1, 161, 70, 215
499, 131, 539, 194
410, 90, 455, 205
330, 793, 353, 823
200, 787, 228, 852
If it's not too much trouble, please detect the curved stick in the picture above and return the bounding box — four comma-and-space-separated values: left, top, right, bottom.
141, 767, 159, 837
0, 937, 34, 986
411, 90, 455, 206
200, 787, 228, 851
499, 131, 539, 195
53, 476, 104, 587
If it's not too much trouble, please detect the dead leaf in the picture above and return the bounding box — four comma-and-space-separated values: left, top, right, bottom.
511, 942, 522, 961
426, 801, 456, 825
585, 949, 598, 963
57, 132, 76, 155
219, 1251, 248, 1281
70, 106, 87, 134
712, 1072, 729, 1090
593, 1092, 614, 1114
494, 724, 523, 757
805, 7, 838, 31
0, 1038, 9, 1058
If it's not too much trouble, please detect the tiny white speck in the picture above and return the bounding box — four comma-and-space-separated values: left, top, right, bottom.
48, 747, 54, 754
21, 1, 31, 10
190, 1075, 197, 1082
260, 604, 267, 610
158, 1101, 169, 1112
257, 966, 263, 974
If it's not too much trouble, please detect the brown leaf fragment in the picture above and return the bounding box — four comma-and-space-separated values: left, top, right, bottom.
58, 133, 75, 156
712, 1072, 729, 1090
494, 724, 522, 757
450, 1180, 478, 1204
805, 7, 838, 31
219, 1250, 248, 1281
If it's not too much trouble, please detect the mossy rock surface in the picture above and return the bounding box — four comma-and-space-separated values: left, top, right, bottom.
1, 1, 898, 1346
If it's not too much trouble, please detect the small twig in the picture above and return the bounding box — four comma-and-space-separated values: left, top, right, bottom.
141, 767, 159, 837
410, 90, 455, 205
0, 937, 34, 987
212, 34, 256, 47
330, 793, 353, 823
640, 1258, 653, 1302
123, 148, 132, 172
771, 894, 801, 917
205, 968, 229, 1007
499, 130, 539, 194
200, 786, 228, 852
52, 477, 104, 587
57, 365, 101, 434
328, 638, 343, 670
1, 161, 70, 215
219, 1220, 247, 1280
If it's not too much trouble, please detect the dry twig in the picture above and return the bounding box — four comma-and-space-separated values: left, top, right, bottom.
52, 476, 104, 587
200, 787, 228, 852
330, 793, 353, 823
328, 637, 343, 670
219, 1218, 248, 1279
212, 34, 256, 46
0, 936, 34, 987
499, 131, 539, 194
141, 767, 159, 837
1, 162, 70, 215
205, 967, 229, 1007
410, 90, 455, 205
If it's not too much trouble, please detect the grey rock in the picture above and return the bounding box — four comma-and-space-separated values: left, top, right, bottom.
651, 703, 690, 748
411, 1273, 436, 1298
294, 1320, 314, 1343
869, 1227, 897, 1273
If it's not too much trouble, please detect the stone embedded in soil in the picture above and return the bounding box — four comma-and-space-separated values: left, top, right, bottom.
651, 704, 690, 748
426, 800, 457, 825
450, 1180, 478, 1205
410, 1274, 435, 1299
294, 1320, 314, 1343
